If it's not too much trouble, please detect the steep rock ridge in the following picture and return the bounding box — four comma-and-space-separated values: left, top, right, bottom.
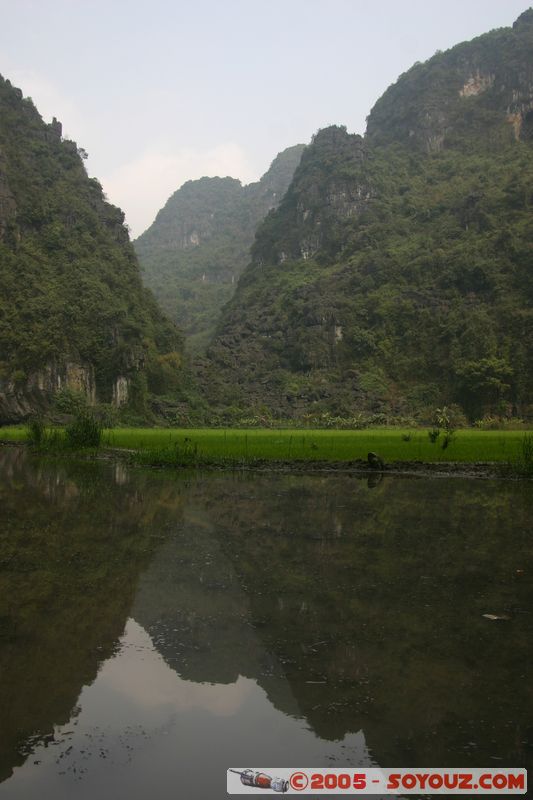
0, 75, 183, 422
137, 176, 244, 254
203, 126, 374, 414
204, 12, 533, 420
135, 144, 305, 353
366, 9, 533, 152
250, 127, 369, 267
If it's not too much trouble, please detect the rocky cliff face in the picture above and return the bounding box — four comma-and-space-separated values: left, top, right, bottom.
0, 75, 183, 423
0, 362, 96, 423
137, 176, 244, 256
134, 144, 305, 353
250, 127, 369, 266
204, 12, 533, 421
366, 9, 533, 152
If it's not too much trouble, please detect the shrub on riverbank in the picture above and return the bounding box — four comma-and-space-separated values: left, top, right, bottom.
65, 412, 102, 449
24, 410, 102, 451
513, 434, 533, 477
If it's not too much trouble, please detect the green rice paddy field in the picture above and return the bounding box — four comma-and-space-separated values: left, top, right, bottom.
1, 426, 531, 464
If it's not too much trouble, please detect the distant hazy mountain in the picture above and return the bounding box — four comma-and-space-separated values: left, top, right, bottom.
134, 145, 305, 353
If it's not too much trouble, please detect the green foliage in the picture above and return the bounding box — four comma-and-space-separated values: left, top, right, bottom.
474, 414, 526, 430
65, 410, 102, 448
5, 425, 533, 465
509, 433, 533, 476
25, 416, 62, 449
0, 74, 184, 416
519, 433, 533, 475
130, 440, 199, 467
54, 388, 87, 414
135, 146, 305, 354
146, 350, 183, 394
206, 13, 533, 422
93, 403, 119, 428
432, 406, 462, 450
26, 416, 46, 446
11, 369, 26, 387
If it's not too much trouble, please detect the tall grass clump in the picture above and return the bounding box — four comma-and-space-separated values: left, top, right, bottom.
65, 410, 102, 449
25, 416, 63, 450
131, 440, 199, 468
513, 433, 533, 476
26, 416, 46, 447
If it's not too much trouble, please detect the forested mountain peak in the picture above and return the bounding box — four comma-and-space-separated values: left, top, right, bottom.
250, 127, 367, 268
0, 74, 182, 422
513, 8, 533, 29
366, 9, 533, 151
135, 144, 305, 353
204, 13, 533, 422
138, 176, 244, 250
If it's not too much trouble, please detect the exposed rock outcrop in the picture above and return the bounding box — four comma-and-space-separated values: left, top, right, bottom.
0, 360, 95, 423
367, 10, 533, 153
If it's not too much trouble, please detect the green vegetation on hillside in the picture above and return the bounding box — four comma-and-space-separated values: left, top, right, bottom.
205, 14, 533, 423
0, 75, 183, 419
135, 145, 304, 353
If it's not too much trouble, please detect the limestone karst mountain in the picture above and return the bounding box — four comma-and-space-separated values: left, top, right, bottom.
204, 11, 533, 421
134, 145, 305, 353
0, 75, 183, 422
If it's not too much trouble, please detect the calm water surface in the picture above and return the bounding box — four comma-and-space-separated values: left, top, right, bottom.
0, 447, 532, 798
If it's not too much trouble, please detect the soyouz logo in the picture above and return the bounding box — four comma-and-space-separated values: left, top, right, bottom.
227, 767, 527, 794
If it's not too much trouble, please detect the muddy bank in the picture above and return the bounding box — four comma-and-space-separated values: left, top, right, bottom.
225, 459, 510, 480
1, 442, 526, 480
113, 450, 515, 480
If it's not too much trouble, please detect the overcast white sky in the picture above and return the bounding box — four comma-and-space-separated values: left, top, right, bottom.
0, 0, 529, 236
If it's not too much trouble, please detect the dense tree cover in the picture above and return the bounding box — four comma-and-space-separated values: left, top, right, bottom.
367, 8, 533, 151
134, 146, 305, 353
205, 13, 533, 421
0, 75, 183, 413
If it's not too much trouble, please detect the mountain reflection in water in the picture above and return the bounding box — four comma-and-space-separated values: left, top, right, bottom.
0, 446, 532, 799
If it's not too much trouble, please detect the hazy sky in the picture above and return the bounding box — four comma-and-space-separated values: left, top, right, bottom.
0, 0, 529, 236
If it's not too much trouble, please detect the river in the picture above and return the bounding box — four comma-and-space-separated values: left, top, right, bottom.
0, 447, 531, 798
